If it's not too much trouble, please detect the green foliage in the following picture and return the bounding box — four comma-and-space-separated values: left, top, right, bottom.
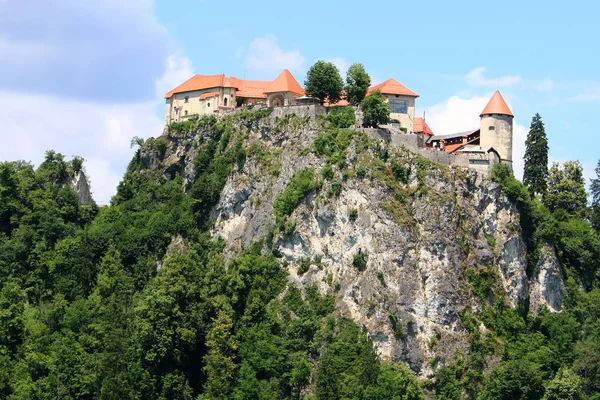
353, 250, 368, 271
349, 208, 358, 221
327, 105, 356, 128
467, 267, 496, 302
328, 108, 353, 132
298, 257, 311, 275
542, 367, 585, 400
313, 127, 355, 168
273, 168, 318, 224
480, 359, 545, 400
590, 159, 600, 231
523, 113, 549, 198
304, 60, 344, 104
345, 63, 371, 105
361, 90, 391, 128
544, 161, 588, 218
330, 180, 343, 196
321, 164, 334, 180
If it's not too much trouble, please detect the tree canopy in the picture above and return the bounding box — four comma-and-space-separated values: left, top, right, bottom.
345, 63, 371, 105
304, 60, 344, 104
544, 161, 587, 217
361, 90, 391, 128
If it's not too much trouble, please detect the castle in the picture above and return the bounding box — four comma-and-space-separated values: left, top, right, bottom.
165, 69, 513, 176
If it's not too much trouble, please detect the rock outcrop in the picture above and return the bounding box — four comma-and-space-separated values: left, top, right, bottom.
70, 170, 93, 205
149, 111, 564, 377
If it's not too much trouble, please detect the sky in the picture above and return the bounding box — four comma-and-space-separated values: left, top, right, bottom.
1, 0, 599, 204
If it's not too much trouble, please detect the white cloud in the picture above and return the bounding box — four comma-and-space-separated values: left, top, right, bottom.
245, 35, 305, 76
424, 93, 527, 180
466, 67, 521, 87
569, 91, 600, 102
536, 80, 555, 92
0, 91, 163, 205
155, 54, 195, 98
0, 1, 193, 205
327, 57, 349, 80
0, 0, 171, 101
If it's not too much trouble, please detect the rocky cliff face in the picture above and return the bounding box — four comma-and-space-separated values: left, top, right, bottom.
70, 170, 93, 205
146, 111, 564, 377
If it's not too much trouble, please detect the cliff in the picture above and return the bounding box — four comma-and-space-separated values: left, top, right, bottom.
141, 109, 564, 378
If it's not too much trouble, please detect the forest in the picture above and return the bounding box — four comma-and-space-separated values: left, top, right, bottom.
1, 111, 600, 399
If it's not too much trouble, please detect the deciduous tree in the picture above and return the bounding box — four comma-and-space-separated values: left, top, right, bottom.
304, 61, 344, 104
544, 161, 587, 217
361, 90, 391, 128
345, 63, 371, 105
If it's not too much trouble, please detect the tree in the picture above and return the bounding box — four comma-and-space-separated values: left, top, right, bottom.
304, 61, 344, 104
327, 106, 356, 128
589, 159, 600, 230
345, 63, 371, 105
544, 161, 587, 217
542, 368, 585, 400
200, 310, 237, 399
479, 360, 544, 400
361, 91, 391, 128
523, 113, 549, 198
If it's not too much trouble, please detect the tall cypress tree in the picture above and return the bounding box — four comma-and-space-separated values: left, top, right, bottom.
523, 113, 549, 197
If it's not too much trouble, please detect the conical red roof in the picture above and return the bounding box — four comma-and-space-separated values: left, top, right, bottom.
264, 69, 304, 95
480, 91, 513, 117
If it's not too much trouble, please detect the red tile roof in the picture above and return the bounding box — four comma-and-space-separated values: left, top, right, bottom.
165, 74, 227, 98
230, 78, 271, 99
199, 92, 218, 100
264, 69, 304, 95
324, 98, 350, 107
443, 143, 464, 153
413, 117, 434, 136
368, 78, 419, 97
480, 91, 513, 117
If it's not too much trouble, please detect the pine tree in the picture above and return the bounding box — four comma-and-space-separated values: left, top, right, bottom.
523, 113, 549, 197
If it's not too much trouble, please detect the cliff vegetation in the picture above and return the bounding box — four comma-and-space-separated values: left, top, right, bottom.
0, 111, 599, 399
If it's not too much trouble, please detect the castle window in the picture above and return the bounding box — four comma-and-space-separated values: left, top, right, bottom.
184, 96, 189, 103
207, 102, 210, 107
224, 97, 228, 107
489, 126, 495, 130
389, 99, 408, 114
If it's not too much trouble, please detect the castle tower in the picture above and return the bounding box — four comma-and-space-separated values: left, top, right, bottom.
479, 91, 514, 163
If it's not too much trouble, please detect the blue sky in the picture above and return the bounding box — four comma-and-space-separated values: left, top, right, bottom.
1, 0, 598, 203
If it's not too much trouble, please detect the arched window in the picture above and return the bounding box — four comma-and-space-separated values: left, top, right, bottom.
224, 97, 228, 107
207, 102, 210, 107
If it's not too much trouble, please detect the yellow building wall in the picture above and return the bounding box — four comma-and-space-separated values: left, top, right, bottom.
383, 94, 416, 132
165, 87, 237, 123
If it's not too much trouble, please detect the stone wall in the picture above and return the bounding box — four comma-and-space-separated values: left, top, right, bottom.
269, 104, 327, 120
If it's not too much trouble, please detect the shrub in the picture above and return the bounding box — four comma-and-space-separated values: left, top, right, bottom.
298, 258, 311, 275
391, 159, 410, 184
327, 106, 355, 128
321, 164, 334, 180
353, 250, 368, 271
330, 180, 342, 196
349, 208, 358, 221
273, 168, 318, 224
377, 271, 386, 287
